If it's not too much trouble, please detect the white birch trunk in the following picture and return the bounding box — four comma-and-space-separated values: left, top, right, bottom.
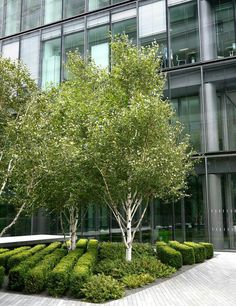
69, 206, 78, 251
126, 203, 132, 261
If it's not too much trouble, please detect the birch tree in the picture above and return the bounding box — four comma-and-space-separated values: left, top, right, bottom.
0, 56, 38, 236
83, 36, 195, 261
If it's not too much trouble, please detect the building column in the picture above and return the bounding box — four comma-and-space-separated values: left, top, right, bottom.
199, 0, 216, 61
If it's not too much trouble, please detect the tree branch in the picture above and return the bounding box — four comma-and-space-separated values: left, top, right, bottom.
131, 199, 149, 242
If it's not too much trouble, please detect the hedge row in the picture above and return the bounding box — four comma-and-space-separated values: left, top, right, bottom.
24, 248, 66, 294
156, 243, 182, 269
70, 239, 98, 298
7, 244, 46, 270
199, 242, 214, 259
0, 266, 5, 288
0, 248, 9, 254
47, 248, 84, 297
184, 242, 206, 263
0, 246, 30, 268
168, 241, 195, 265
76, 239, 88, 250
8, 242, 62, 291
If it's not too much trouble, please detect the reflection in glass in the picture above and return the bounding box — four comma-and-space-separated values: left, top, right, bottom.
4, 0, 21, 36
215, 0, 235, 58
22, 0, 41, 31
42, 38, 61, 88
21, 33, 40, 80
44, 0, 62, 24
112, 18, 137, 42
170, 1, 199, 66
171, 96, 201, 151
2, 40, 19, 60
64, 0, 85, 18
88, 25, 109, 68
0, 0, 4, 37
88, 0, 110, 11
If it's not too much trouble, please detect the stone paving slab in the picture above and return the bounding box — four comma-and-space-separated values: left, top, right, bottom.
0, 252, 236, 306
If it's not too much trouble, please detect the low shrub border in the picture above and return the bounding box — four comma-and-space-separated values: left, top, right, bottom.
76, 239, 88, 250
47, 248, 84, 297
24, 248, 66, 294
156, 243, 182, 269
70, 240, 98, 298
0, 246, 30, 268
0, 266, 5, 287
81, 274, 125, 303
184, 242, 206, 263
7, 244, 46, 270
0, 248, 9, 254
199, 242, 214, 259
168, 241, 195, 265
8, 242, 61, 291
122, 273, 155, 289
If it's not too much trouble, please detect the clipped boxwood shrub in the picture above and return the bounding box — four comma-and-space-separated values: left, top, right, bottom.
87, 239, 98, 250
0, 246, 30, 268
7, 244, 46, 270
24, 248, 66, 294
156, 241, 167, 248
99, 242, 125, 260
199, 242, 214, 259
156, 245, 182, 269
70, 264, 91, 298
76, 239, 88, 250
122, 273, 155, 289
47, 248, 84, 297
0, 266, 5, 288
8, 242, 61, 291
184, 242, 206, 263
81, 274, 125, 303
0, 248, 9, 254
168, 241, 195, 265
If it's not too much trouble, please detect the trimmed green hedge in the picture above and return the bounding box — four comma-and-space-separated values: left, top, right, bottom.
47, 248, 84, 297
168, 241, 195, 265
70, 244, 98, 298
156, 241, 167, 247
87, 239, 98, 250
0, 248, 9, 254
184, 242, 206, 263
156, 244, 182, 269
8, 242, 61, 291
7, 244, 46, 270
24, 248, 66, 294
76, 239, 88, 250
0, 246, 30, 268
199, 242, 214, 259
0, 266, 5, 287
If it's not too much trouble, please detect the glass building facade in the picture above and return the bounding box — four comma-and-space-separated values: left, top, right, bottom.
1, 0, 236, 249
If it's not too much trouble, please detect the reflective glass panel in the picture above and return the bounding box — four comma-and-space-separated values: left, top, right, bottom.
170, 0, 199, 66
88, 0, 110, 11
4, 0, 21, 36
112, 18, 137, 42
22, 0, 41, 31
44, 0, 62, 24
0, 0, 3, 37
21, 33, 40, 80
42, 38, 61, 88
64, 0, 85, 18
88, 25, 109, 68
2, 39, 19, 60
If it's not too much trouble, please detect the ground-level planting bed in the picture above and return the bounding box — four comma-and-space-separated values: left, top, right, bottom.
0, 239, 214, 303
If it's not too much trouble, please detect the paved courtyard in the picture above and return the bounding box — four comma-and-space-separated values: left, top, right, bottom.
0, 252, 235, 306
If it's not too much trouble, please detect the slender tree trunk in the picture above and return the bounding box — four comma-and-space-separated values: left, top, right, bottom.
126, 204, 132, 262
69, 206, 79, 251
0, 202, 26, 237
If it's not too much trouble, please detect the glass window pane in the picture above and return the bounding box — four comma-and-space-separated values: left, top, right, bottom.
21, 33, 40, 81
88, 0, 110, 11
64, 0, 85, 18
2, 39, 19, 60
139, 1, 166, 38
215, 0, 235, 58
88, 25, 109, 68
44, 0, 62, 24
63, 18, 85, 35
112, 18, 137, 42
170, 1, 199, 66
4, 0, 21, 36
42, 38, 61, 88
0, 0, 4, 37
22, 0, 41, 31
